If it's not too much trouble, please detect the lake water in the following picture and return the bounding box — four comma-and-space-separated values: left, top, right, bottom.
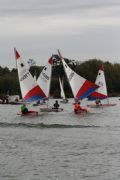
0, 98, 120, 180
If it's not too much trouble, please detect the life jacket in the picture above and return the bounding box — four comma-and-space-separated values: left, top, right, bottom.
74, 103, 80, 110
21, 105, 25, 112
21, 105, 28, 113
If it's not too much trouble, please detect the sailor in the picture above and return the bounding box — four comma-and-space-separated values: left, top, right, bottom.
74, 101, 87, 114
95, 98, 101, 105
53, 100, 60, 109
21, 104, 29, 114
74, 102, 80, 113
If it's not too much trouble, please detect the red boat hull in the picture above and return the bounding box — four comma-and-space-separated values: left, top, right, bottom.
87, 103, 117, 108
17, 110, 38, 116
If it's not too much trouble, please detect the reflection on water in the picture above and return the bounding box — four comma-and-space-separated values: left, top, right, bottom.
0, 98, 120, 180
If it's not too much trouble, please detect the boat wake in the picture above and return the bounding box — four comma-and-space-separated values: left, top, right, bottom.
0, 122, 101, 129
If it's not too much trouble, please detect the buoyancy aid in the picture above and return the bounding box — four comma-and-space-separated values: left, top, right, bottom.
74, 103, 80, 110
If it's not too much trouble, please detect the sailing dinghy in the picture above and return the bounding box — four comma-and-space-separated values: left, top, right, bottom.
87, 64, 116, 108
33, 57, 52, 107
36, 56, 64, 112
17, 111, 38, 116
36, 56, 54, 112
57, 50, 99, 113
14, 48, 45, 116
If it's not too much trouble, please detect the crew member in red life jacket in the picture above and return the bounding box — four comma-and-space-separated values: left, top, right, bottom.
74, 101, 88, 114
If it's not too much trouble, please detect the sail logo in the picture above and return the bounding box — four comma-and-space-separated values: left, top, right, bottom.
42, 72, 49, 80
69, 72, 74, 81
20, 72, 30, 81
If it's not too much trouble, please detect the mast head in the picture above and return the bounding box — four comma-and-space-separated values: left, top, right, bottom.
48, 56, 52, 65
99, 64, 104, 71
14, 48, 20, 60
57, 49, 63, 62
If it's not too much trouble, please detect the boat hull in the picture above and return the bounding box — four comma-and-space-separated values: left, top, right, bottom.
87, 103, 117, 108
17, 110, 38, 116
33, 102, 46, 106
74, 110, 88, 114
60, 100, 69, 104
52, 108, 64, 112
40, 107, 63, 112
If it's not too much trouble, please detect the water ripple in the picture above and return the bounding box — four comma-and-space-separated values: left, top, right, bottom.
0, 122, 101, 129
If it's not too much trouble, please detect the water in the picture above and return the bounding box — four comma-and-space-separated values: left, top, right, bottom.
0, 98, 120, 180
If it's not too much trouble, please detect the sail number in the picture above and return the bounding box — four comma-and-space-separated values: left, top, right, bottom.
20, 72, 30, 81
42, 72, 49, 80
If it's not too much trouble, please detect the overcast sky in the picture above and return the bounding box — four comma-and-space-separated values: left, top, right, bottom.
0, 0, 120, 69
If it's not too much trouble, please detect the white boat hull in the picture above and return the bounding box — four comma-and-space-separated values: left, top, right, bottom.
40, 107, 63, 112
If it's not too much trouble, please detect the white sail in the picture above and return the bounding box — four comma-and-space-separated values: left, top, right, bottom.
37, 56, 52, 99
58, 50, 98, 101
33, 75, 37, 81
88, 64, 108, 100
14, 48, 46, 102
59, 77, 66, 99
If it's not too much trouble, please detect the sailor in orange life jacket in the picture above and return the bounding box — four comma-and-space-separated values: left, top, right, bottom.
74, 101, 88, 114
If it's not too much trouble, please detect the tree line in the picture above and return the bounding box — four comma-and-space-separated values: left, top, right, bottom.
0, 57, 120, 98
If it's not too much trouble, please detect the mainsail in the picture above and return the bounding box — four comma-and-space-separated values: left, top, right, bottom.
58, 50, 98, 101
14, 48, 46, 102
88, 64, 108, 100
37, 56, 52, 99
